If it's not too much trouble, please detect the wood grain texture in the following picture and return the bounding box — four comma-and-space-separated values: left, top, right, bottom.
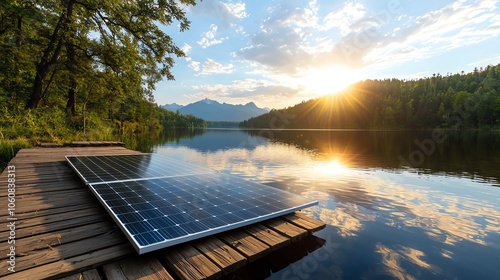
193, 237, 246, 274
163, 244, 221, 280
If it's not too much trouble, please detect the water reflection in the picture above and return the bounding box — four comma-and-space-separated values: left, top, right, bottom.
155, 129, 500, 279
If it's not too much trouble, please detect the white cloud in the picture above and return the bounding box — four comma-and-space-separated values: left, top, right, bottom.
236, 1, 321, 75
192, 0, 248, 27
197, 24, 225, 48
224, 2, 248, 19
181, 43, 191, 54
364, 0, 500, 66
234, 25, 246, 35
322, 2, 367, 35
181, 44, 192, 61
188, 61, 200, 71
237, 0, 500, 75
199, 59, 233, 75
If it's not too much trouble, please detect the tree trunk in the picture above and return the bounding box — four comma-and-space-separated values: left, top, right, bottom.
12, 15, 23, 109
83, 101, 87, 134
66, 43, 77, 115
26, 68, 46, 109
15, 16, 22, 49
66, 77, 77, 115
25, 0, 74, 109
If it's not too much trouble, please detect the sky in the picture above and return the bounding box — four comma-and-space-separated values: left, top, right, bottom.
154, 0, 500, 109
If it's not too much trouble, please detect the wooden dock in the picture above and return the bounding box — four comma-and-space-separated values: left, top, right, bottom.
0, 146, 325, 280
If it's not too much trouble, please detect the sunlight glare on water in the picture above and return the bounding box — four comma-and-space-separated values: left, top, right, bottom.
155, 129, 500, 279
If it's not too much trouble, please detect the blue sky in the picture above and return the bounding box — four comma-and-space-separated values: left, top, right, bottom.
154, 0, 500, 109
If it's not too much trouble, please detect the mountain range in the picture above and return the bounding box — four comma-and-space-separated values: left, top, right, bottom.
162, 98, 269, 122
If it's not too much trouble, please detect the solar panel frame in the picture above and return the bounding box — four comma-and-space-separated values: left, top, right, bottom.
66, 154, 318, 254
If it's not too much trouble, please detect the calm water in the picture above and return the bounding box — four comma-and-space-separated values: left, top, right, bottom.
153, 129, 500, 280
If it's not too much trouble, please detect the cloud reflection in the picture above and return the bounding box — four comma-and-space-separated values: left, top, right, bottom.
159, 142, 500, 248
374, 244, 441, 280
157, 135, 500, 278
318, 204, 375, 237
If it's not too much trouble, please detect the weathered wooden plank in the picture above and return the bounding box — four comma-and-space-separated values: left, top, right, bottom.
0, 221, 115, 258
56, 269, 101, 280
82, 269, 102, 280
219, 230, 270, 263
0, 243, 133, 280
263, 218, 308, 242
0, 181, 83, 195
0, 173, 78, 182
56, 272, 83, 280
103, 256, 174, 280
0, 190, 96, 214
14, 214, 110, 239
244, 223, 290, 251
39, 142, 62, 147
0, 229, 127, 275
0, 147, 135, 166
0, 189, 89, 202
0, 162, 70, 172
193, 236, 246, 274
0, 203, 90, 221
0, 207, 103, 232
282, 212, 326, 232
0, 169, 77, 180
163, 244, 221, 280
0, 172, 76, 181
72, 141, 124, 147
2, 171, 74, 178
101, 262, 127, 279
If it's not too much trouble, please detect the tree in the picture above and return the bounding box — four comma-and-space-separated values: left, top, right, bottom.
0, 1, 42, 110
24, 0, 196, 109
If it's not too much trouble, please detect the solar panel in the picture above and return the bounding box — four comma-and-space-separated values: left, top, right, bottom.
66, 154, 215, 184
66, 154, 318, 254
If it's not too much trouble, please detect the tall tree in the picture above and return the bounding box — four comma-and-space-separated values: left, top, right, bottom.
0, 1, 41, 110
24, 0, 196, 109
26, 0, 75, 109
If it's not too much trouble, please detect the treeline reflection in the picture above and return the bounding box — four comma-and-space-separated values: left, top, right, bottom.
244, 129, 500, 184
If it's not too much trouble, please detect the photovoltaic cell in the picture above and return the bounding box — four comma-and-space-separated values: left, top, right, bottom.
66, 154, 215, 184
66, 154, 318, 254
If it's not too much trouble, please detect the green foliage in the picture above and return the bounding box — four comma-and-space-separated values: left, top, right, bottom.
0, 137, 31, 171
241, 64, 500, 130
0, 1, 207, 152
157, 107, 207, 129
0, 107, 72, 143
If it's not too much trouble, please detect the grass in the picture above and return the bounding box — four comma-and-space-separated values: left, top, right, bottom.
0, 107, 160, 170
0, 137, 32, 172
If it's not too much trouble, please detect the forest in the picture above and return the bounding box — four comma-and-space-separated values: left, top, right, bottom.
240, 64, 500, 129
0, 0, 204, 151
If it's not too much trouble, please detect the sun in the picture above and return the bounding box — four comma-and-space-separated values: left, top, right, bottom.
300, 67, 358, 96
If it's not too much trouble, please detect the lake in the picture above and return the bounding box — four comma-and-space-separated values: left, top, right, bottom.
153, 129, 500, 280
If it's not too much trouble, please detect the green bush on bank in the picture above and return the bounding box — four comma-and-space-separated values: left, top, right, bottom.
0, 137, 31, 168
0, 108, 153, 144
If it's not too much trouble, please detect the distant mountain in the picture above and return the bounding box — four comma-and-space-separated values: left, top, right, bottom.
162, 98, 269, 122
161, 103, 183, 112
